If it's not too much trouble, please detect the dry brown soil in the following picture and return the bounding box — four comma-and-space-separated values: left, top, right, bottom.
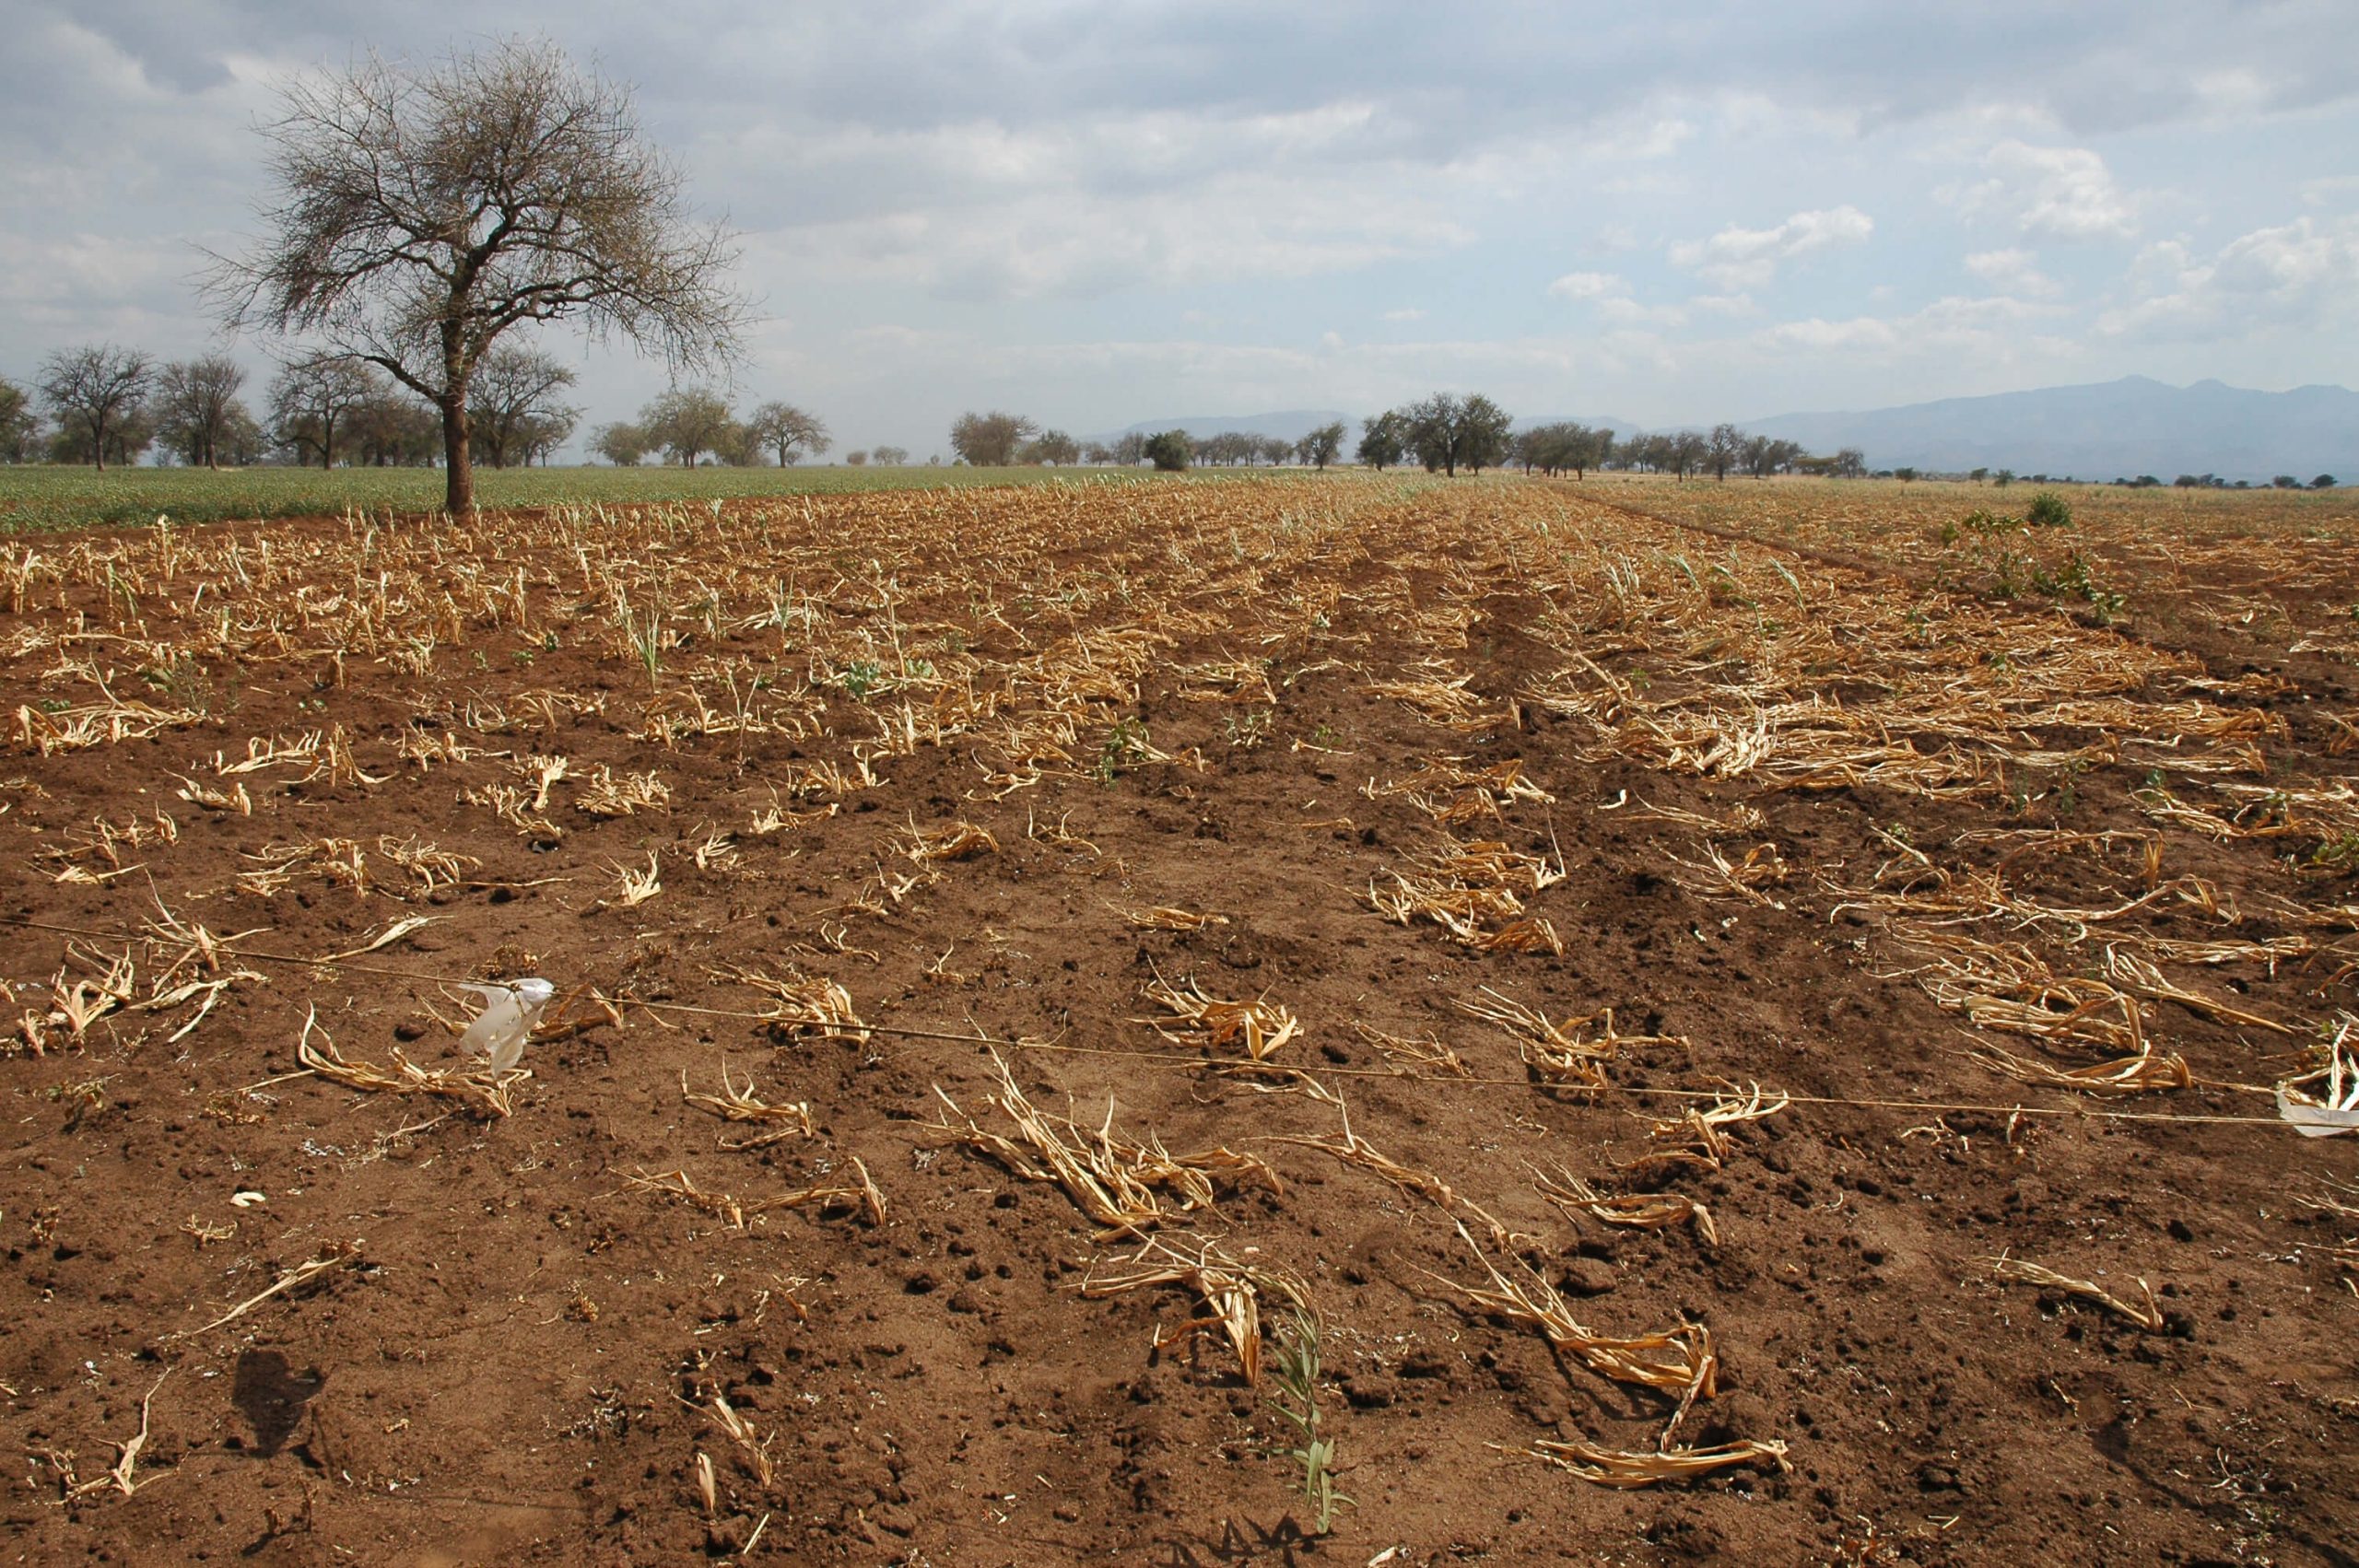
1, 475, 2354, 1566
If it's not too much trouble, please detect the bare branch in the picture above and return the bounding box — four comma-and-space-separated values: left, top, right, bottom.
210, 37, 750, 511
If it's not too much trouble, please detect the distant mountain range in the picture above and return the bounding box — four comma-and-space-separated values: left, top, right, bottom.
1109, 378, 2356, 482
1742, 378, 2357, 483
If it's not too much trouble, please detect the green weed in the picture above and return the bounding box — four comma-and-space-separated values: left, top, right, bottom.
1262, 1309, 1351, 1536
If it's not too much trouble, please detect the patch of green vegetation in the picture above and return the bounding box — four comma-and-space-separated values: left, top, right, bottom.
1261, 1309, 1352, 1536
2307, 830, 2359, 877
1221, 708, 1274, 750
0, 462, 1188, 534
2024, 489, 2073, 529
1093, 717, 1152, 785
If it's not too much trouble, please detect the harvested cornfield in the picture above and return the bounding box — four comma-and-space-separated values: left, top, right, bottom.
1, 472, 2354, 1563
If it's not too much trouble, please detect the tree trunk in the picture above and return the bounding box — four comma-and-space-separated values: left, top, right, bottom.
91, 417, 106, 473
442, 395, 475, 515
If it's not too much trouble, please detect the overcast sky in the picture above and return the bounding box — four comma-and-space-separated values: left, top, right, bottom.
5, 0, 2356, 457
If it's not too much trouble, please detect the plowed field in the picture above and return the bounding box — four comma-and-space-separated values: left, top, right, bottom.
2, 474, 2354, 1565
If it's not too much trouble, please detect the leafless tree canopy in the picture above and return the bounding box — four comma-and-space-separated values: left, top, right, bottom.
469, 345, 580, 468
268, 357, 381, 469
38, 345, 153, 472
154, 356, 250, 469
214, 37, 746, 510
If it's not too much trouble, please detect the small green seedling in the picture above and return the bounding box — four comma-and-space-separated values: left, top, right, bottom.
1262, 1309, 1351, 1536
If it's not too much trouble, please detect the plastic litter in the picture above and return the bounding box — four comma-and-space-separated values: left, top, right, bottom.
455, 977, 557, 1076
2276, 1023, 2358, 1138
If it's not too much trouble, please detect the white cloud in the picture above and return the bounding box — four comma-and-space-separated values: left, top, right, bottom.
1597, 297, 1687, 329
1546, 270, 1625, 300
1963, 247, 2062, 298
2302, 173, 2359, 208
1381, 307, 1426, 322
1753, 294, 2063, 357
2098, 216, 2359, 341
1667, 205, 1873, 290
1688, 293, 1757, 317
718, 106, 1479, 299
1953, 141, 2139, 240
771, 164, 1473, 300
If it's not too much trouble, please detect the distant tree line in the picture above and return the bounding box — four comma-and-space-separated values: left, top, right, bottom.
0, 345, 899, 474
927, 401, 1862, 481
938, 414, 1357, 471
2, 341, 583, 470
12, 346, 2341, 491
592, 390, 831, 468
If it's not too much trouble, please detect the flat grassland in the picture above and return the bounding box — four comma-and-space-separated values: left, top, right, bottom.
0, 462, 1113, 533
1, 474, 2354, 1563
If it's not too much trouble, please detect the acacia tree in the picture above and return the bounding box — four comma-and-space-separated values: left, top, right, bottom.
592, 421, 650, 465
1743, 434, 1802, 479
870, 445, 910, 466
38, 345, 152, 472
348, 384, 440, 465
745, 401, 830, 465
640, 387, 736, 465
1296, 420, 1346, 470
269, 357, 379, 467
1142, 430, 1190, 471
216, 38, 745, 513
949, 411, 1036, 466
0, 378, 44, 463
1356, 411, 1406, 470
153, 356, 252, 469
469, 345, 579, 468
1022, 429, 1081, 465
1398, 392, 1512, 476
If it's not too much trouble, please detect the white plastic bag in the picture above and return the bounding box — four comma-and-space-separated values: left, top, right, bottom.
2277, 1022, 2358, 1138
455, 977, 556, 1075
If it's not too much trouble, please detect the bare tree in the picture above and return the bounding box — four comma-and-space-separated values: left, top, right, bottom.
348, 384, 440, 466
469, 345, 579, 469
214, 38, 746, 513
269, 357, 379, 468
154, 355, 252, 469
38, 345, 153, 471
745, 401, 830, 466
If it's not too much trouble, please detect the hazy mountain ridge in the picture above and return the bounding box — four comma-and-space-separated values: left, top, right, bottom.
1110, 379, 2354, 480
1743, 378, 2358, 481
